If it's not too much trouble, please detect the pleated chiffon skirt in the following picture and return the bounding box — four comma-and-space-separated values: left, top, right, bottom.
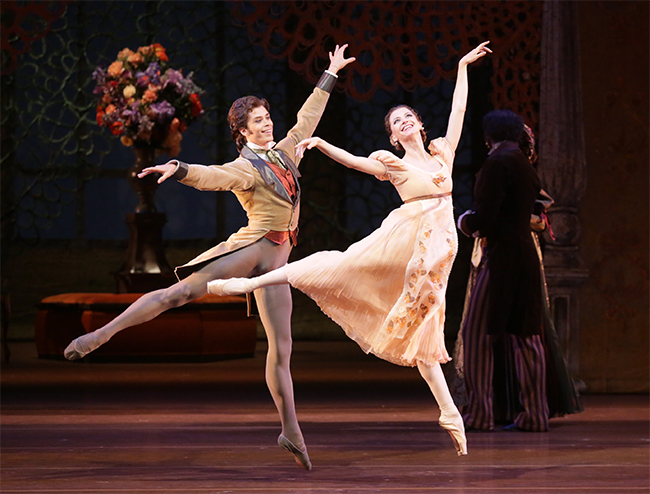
286, 198, 458, 367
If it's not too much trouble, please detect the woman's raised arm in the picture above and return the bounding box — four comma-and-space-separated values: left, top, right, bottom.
445, 41, 492, 153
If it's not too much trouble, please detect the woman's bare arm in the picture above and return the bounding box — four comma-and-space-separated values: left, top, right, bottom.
295, 137, 386, 176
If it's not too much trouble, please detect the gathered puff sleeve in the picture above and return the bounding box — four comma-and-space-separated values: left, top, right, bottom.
373, 158, 402, 182
429, 137, 455, 171
173, 158, 256, 192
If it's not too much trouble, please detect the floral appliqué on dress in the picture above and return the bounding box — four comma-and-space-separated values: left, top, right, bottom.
385, 224, 456, 335
432, 174, 446, 187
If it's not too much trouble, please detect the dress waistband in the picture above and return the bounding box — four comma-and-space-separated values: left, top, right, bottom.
404, 191, 452, 203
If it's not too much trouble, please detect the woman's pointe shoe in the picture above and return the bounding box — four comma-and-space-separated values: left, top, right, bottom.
439, 414, 468, 456
278, 434, 312, 471
207, 278, 254, 296
64, 335, 94, 361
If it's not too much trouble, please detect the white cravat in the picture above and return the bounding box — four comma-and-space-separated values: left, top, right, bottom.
247, 141, 276, 152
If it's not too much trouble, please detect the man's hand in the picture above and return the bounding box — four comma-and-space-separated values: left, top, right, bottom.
138, 161, 179, 184
327, 43, 356, 74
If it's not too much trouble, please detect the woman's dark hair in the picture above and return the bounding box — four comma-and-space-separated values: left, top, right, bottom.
482, 109, 525, 146
384, 105, 427, 152
228, 96, 271, 151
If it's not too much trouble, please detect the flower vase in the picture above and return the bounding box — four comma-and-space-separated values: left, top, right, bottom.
115, 146, 175, 293
128, 146, 158, 213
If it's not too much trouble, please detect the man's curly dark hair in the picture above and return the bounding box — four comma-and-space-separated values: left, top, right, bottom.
228, 96, 271, 152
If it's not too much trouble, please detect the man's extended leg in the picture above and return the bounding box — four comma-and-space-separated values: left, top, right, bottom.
64, 241, 268, 360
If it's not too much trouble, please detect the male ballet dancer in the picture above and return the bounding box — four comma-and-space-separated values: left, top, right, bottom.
65, 44, 355, 470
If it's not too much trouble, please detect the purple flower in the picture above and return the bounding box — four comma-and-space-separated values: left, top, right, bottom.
135, 63, 161, 87
178, 72, 202, 98
150, 101, 175, 123
101, 110, 120, 126
122, 101, 142, 124
92, 66, 106, 85
161, 68, 183, 90
144, 62, 161, 85
138, 115, 154, 134
92, 67, 108, 94
135, 70, 148, 87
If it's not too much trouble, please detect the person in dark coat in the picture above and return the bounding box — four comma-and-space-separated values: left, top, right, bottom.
452, 122, 583, 431
457, 110, 548, 431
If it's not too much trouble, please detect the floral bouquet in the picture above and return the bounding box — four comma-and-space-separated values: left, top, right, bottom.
93, 43, 203, 157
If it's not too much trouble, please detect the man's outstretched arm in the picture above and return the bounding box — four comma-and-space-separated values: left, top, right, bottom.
138, 158, 256, 192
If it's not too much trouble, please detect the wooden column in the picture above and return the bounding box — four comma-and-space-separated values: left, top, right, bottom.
538, 0, 589, 388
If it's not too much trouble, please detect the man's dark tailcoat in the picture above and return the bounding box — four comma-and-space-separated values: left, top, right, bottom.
459, 141, 543, 337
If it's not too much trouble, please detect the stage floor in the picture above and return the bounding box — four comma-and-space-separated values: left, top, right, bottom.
2, 340, 648, 493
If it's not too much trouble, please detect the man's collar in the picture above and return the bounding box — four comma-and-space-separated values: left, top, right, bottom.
488, 140, 518, 155
247, 141, 276, 152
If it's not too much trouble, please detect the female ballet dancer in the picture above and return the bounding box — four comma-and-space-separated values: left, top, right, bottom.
208, 41, 492, 457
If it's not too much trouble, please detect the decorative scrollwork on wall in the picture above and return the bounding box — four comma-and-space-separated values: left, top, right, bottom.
0, 1, 69, 75
232, 1, 542, 130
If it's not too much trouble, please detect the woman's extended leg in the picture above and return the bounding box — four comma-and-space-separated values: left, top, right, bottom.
417, 361, 468, 456
207, 266, 288, 296
64, 242, 268, 360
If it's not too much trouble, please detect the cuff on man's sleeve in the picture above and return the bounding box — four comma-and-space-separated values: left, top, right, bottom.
171, 160, 189, 180
317, 70, 338, 93
457, 210, 477, 237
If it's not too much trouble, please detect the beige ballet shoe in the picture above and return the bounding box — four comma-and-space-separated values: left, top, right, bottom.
439, 413, 468, 456
64, 336, 93, 361
207, 278, 254, 296
278, 434, 312, 471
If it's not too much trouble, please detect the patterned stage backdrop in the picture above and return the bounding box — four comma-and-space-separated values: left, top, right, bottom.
1, 1, 541, 247
231, 1, 541, 123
